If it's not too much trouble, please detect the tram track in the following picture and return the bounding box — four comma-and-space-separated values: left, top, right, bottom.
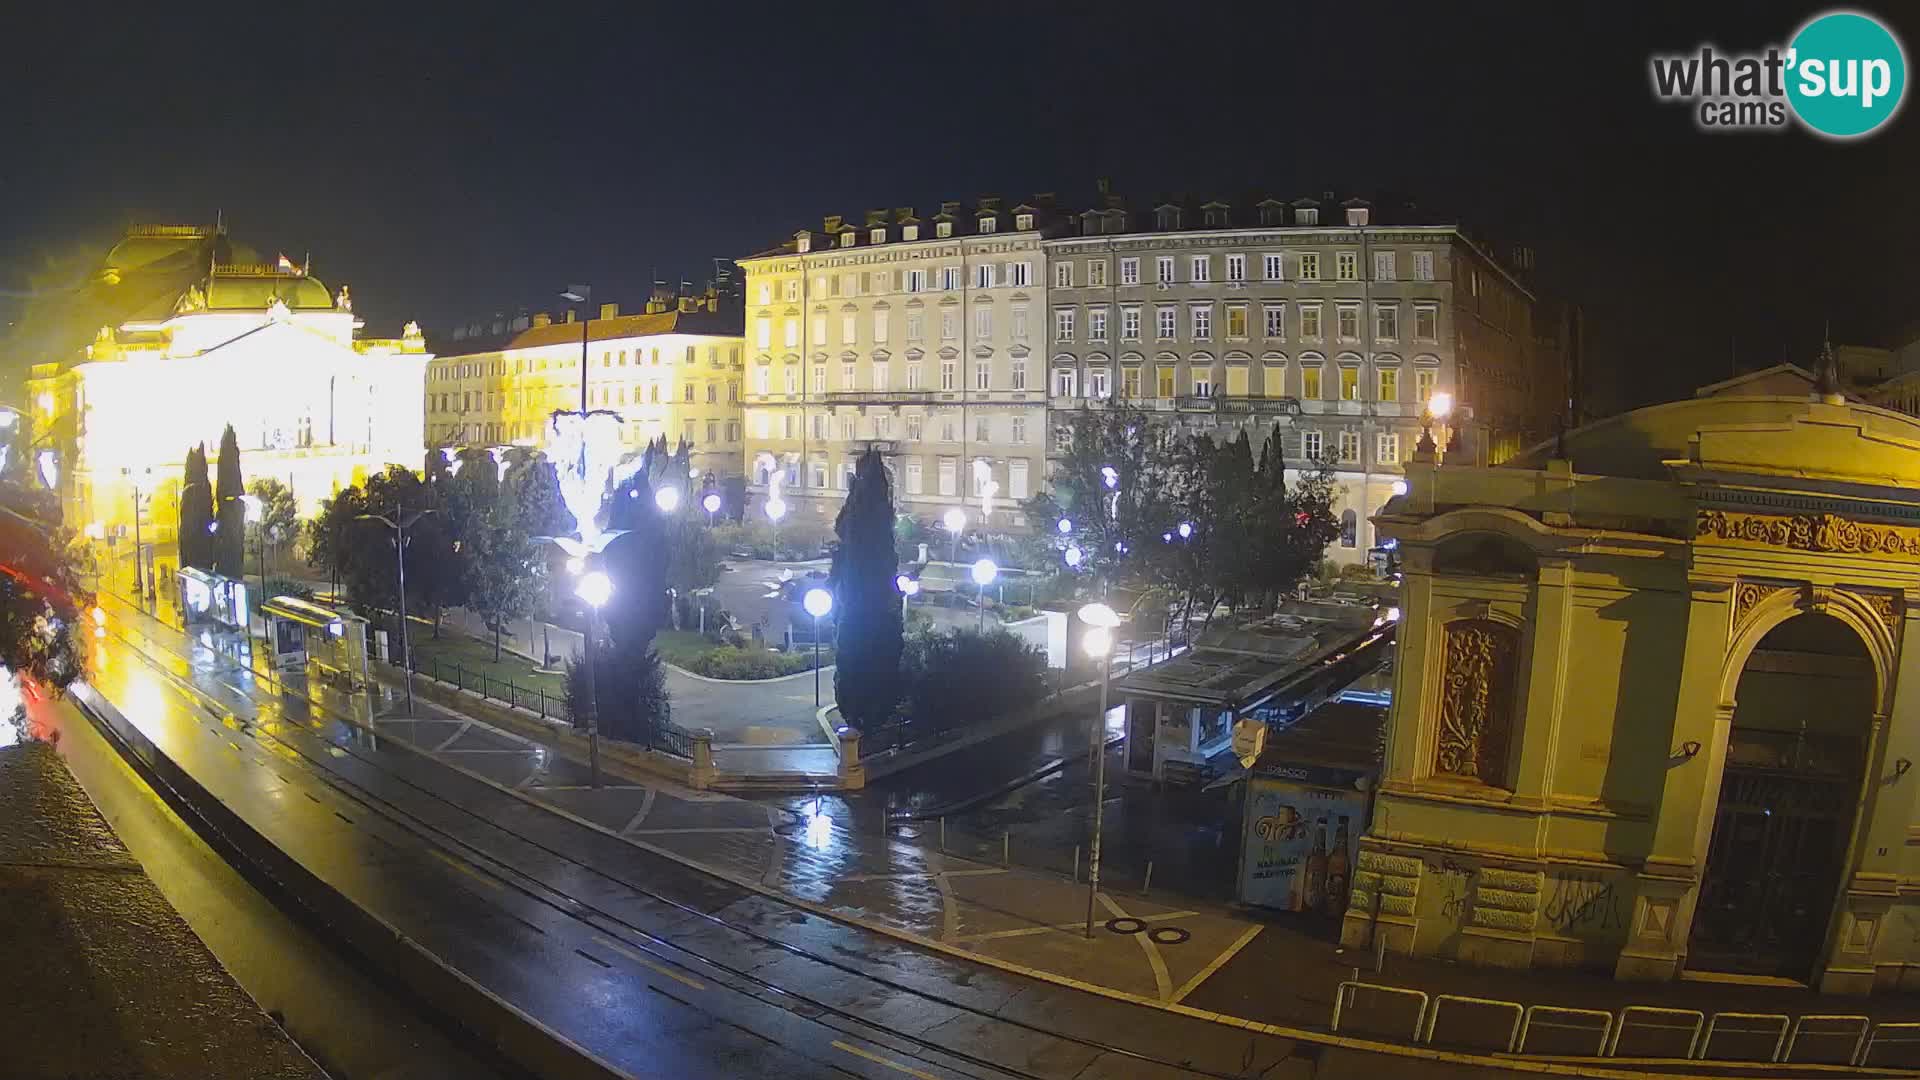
90, 614, 1281, 1080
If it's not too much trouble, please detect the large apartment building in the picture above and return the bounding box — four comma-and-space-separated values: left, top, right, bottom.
1046, 190, 1544, 558
736, 198, 1061, 527
427, 284, 747, 479
740, 189, 1553, 555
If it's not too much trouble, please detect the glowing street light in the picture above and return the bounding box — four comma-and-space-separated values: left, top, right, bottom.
1391, 479, 1409, 497
943, 506, 967, 564
1064, 543, 1083, 569
1077, 601, 1120, 938
654, 485, 681, 513
574, 568, 614, 787
971, 558, 998, 633
565, 556, 585, 576
702, 490, 722, 526
895, 573, 919, 620
1428, 390, 1454, 419
1176, 521, 1193, 540
1100, 466, 1119, 490
1057, 517, 1073, 535
803, 586, 833, 707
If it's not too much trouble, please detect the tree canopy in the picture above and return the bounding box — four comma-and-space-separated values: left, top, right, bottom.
831, 447, 903, 730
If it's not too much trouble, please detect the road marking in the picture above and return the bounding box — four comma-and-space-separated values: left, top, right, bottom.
631, 826, 770, 834
830, 1040, 944, 1079
432, 722, 472, 752
1099, 893, 1172, 1002
949, 909, 1197, 943
428, 848, 501, 891
620, 788, 657, 834
591, 934, 707, 991
1171, 923, 1263, 1004
841, 868, 1006, 882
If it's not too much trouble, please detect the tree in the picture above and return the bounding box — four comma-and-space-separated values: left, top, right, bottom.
830, 448, 903, 730
0, 502, 90, 691
213, 424, 245, 577
245, 477, 299, 574
1020, 400, 1165, 586
466, 518, 544, 662
501, 448, 573, 538
563, 642, 669, 745
178, 444, 214, 571
900, 627, 1046, 735
1249, 427, 1340, 605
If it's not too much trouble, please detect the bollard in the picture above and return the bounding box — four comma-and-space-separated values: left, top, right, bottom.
1142, 860, 1154, 895
1003, 830, 1010, 866
1073, 845, 1080, 883
1373, 924, 1387, 974
940, 816, 946, 852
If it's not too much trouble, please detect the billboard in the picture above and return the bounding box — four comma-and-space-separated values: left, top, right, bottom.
1239, 770, 1371, 915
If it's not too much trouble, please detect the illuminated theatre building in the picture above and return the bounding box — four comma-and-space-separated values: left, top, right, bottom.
28, 225, 430, 545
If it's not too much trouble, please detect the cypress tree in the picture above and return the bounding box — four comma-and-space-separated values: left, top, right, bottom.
214, 424, 246, 577
831, 447, 903, 730
179, 444, 215, 571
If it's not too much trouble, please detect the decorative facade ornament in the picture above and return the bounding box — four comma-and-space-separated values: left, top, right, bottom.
1851, 589, 1901, 637
1433, 618, 1519, 786
1734, 581, 1796, 631
1698, 509, 1920, 560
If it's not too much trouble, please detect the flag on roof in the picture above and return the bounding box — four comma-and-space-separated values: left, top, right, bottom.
276, 253, 301, 275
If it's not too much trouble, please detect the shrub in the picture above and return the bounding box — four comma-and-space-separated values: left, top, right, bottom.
680, 645, 831, 680
901, 628, 1047, 733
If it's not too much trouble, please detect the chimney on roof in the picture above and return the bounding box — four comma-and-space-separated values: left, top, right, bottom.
532, 312, 553, 328
894, 206, 916, 222
599, 302, 619, 320
1096, 177, 1111, 196
865, 209, 887, 226
1034, 192, 1056, 210
823, 214, 843, 233
940, 200, 961, 216
978, 195, 1002, 212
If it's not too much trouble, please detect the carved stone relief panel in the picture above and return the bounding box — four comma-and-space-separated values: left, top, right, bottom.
1433, 618, 1520, 787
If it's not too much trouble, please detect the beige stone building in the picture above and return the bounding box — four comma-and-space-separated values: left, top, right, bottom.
737, 198, 1061, 529
1348, 364, 1920, 993
427, 285, 745, 479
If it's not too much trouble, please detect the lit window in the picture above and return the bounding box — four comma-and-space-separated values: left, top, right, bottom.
1378, 432, 1400, 464
1340, 367, 1360, 401
1338, 430, 1360, 462
1015, 213, 1034, 230
979, 216, 997, 234
1302, 365, 1323, 399
1336, 252, 1359, 281
1299, 252, 1321, 281
1226, 304, 1248, 339
1378, 367, 1399, 401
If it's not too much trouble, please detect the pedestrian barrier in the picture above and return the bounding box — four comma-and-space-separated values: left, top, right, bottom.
1783, 1014, 1869, 1066
1698, 1011, 1789, 1062
1607, 1005, 1705, 1060
1517, 1005, 1612, 1058
1421, 993, 1523, 1053
1330, 981, 1428, 1041
1861, 1021, 1920, 1068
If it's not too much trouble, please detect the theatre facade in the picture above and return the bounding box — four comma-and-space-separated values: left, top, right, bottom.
1347, 365, 1920, 993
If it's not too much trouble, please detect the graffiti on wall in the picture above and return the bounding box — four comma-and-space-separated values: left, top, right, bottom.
1543, 871, 1628, 937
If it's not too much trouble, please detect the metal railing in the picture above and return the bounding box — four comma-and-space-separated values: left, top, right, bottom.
409, 652, 571, 723
1328, 982, 1906, 1067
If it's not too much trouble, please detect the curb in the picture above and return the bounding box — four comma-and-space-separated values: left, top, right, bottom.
69, 681, 631, 1080
664, 660, 835, 686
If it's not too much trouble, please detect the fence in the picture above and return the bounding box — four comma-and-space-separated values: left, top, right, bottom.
409, 652, 572, 724
1329, 980, 1913, 1068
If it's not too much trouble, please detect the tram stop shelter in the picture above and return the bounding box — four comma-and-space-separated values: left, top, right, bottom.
260, 595, 370, 692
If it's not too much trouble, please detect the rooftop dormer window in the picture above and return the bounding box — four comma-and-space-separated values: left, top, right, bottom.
1156, 207, 1181, 230
1346, 207, 1371, 226
1015, 213, 1034, 230
796, 235, 811, 253
937, 221, 953, 238
979, 216, 997, 234
839, 231, 855, 247
903, 224, 919, 241
1204, 207, 1228, 227
1298, 207, 1319, 226
870, 227, 886, 244
1259, 205, 1284, 226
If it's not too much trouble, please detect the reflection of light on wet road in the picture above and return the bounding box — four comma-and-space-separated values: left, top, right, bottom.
804, 797, 834, 851
121, 669, 173, 744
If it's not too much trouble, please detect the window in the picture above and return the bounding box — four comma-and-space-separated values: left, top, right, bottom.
1157, 366, 1175, 397
1122, 367, 1142, 398
939, 458, 957, 495
1010, 358, 1026, 390
1192, 371, 1212, 397
1412, 251, 1435, 280
906, 459, 923, 493
684, 383, 696, 403
707, 383, 717, 403
842, 362, 856, 388
1302, 429, 1323, 460
1009, 460, 1029, 500
906, 269, 926, 293
1190, 255, 1210, 283
974, 307, 993, 340
941, 311, 957, 340
906, 313, 924, 342
1373, 251, 1396, 281
1220, 253, 1245, 283
783, 319, 799, 348
1340, 366, 1361, 401
1055, 262, 1074, 288
975, 263, 996, 289
975, 361, 991, 389
706, 420, 718, 444
755, 317, 771, 350
1377, 432, 1400, 464
757, 283, 772, 305
1415, 368, 1437, 402
937, 221, 953, 239
1088, 367, 1110, 398
1340, 508, 1357, 547
840, 313, 856, 344
785, 413, 797, 439
1375, 304, 1399, 341
1054, 308, 1076, 342
1011, 416, 1027, 444
1156, 306, 1177, 339
1121, 306, 1141, 341
1088, 260, 1107, 287
1010, 261, 1032, 287
874, 310, 890, 343
906, 415, 923, 441
1414, 304, 1439, 342
1120, 257, 1139, 286
941, 417, 956, 442
754, 367, 770, 394
1301, 365, 1323, 399
727, 420, 740, 442
812, 365, 826, 394
903, 225, 919, 241
1338, 430, 1360, 462
908, 361, 924, 389
1263, 304, 1285, 340
1263, 253, 1283, 281
979, 216, 997, 234
975, 417, 990, 444
1053, 368, 1077, 398
870, 228, 886, 245
683, 419, 697, 444
1190, 305, 1212, 340
1011, 307, 1028, 340
1298, 207, 1320, 226
784, 280, 801, 302
1054, 424, 1074, 452
941, 361, 957, 390
1299, 252, 1321, 281
873, 362, 889, 391
1156, 256, 1175, 283
940, 266, 960, 290
875, 415, 890, 439
782, 367, 798, 394
1015, 213, 1033, 230
1336, 304, 1360, 342
1226, 304, 1248, 339
1336, 252, 1358, 281
730, 380, 740, 402
812, 459, 828, 487
1378, 367, 1399, 401
811, 315, 827, 345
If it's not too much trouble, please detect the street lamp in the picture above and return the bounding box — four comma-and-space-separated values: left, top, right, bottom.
240, 494, 265, 629
356, 507, 436, 717
803, 586, 833, 707
560, 285, 592, 414
895, 573, 919, 622
1057, 517, 1073, 536
574, 568, 613, 788
654, 485, 681, 514
121, 465, 154, 612
1064, 543, 1083, 569
971, 558, 998, 633
702, 490, 722, 526
1391, 479, 1409, 497
1176, 521, 1193, 540
943, 506, 966, 564
1078, 601, 1120, 938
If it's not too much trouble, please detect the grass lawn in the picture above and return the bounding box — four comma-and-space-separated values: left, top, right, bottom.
408, 629, 566, 696
652, 630, 714, 668
654, 629, 832, 679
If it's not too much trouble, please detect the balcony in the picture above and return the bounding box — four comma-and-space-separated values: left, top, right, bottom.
1175, 395, 1218, 412
823, 390, 934, 406
1216, 395, 1304, 417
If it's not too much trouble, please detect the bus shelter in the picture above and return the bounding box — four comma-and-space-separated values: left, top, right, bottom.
260, 595, 370, 692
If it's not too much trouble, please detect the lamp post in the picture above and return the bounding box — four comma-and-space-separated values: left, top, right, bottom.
803, 586, 833, 707
895, 573, 919, 622
702, 490, 722, 527
1078, 601, 1120, 937
561, 285, 592, 413
654, 485, 681, 514
240, 494, 265, 627
971, 558, 998, 634
575, 569, 613, 788
943, 506, 966, 566
122, 465, 153, 612
356, 507, 436, 716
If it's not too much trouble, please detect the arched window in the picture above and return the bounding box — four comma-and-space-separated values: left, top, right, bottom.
1340, 508, 1358, 547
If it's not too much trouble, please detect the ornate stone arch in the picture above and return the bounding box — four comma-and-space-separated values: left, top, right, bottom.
1717, 583, 1897, 717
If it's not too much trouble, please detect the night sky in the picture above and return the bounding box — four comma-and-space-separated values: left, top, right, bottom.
3, 2, 1914, 413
